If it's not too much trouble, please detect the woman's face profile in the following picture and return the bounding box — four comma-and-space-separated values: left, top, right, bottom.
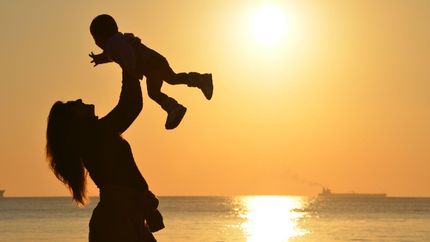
67, 99, 96, 121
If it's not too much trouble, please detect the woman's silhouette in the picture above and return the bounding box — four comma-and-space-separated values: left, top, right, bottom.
46, 72, 163, 242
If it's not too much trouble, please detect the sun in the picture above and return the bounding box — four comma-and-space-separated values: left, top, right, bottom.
250, 4, 288, 46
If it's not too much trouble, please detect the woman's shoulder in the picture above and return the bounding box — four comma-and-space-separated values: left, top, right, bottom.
94, 118, 119, 137
83, 120, 123, 151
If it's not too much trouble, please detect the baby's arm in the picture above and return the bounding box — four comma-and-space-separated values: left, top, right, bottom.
89, 52, 112, 66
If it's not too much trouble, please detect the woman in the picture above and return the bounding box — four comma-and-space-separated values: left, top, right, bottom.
46, 73, 164, 242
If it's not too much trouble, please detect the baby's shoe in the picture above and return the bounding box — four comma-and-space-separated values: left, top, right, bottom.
165, 103, 187, 130
200, 74, 213, 100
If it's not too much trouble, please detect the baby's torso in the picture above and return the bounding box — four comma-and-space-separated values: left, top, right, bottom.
106, 32, 168, 79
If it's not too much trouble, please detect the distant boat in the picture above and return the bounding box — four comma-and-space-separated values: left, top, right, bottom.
0, 190, 4, 198
319, 187, 386, 198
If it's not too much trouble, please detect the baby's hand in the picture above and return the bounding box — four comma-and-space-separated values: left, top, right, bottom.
89, 52, 105, 66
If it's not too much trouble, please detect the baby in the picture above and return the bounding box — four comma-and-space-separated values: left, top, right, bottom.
89, 14, 213, 129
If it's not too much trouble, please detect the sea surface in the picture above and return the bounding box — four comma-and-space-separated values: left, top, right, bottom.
1, 196, 430, 242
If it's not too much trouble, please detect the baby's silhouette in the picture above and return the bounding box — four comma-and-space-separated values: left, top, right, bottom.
89, 14, 213, 129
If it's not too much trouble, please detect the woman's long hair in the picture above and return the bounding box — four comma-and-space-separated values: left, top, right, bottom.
46, 101, 88, 205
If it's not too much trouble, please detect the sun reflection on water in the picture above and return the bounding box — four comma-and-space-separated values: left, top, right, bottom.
239, 196, 308, 242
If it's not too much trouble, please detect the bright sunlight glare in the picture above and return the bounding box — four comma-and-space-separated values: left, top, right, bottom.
240, 196, 308, 242
250, 4, 288, 46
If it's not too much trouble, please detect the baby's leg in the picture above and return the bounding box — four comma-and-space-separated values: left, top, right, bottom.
156, 61, 213, 100
146, 78, 168, 105
164, 71, 205, 86
146, 78, 187, 129
159, 67, 189, 85
164, 70, 213, 100
159, 65, 208, 86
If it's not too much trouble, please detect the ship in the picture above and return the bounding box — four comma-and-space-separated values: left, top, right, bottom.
0, 190, 4, 198
319, 187, 386, 198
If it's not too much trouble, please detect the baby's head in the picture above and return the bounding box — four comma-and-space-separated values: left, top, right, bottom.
90, 14, 118, 49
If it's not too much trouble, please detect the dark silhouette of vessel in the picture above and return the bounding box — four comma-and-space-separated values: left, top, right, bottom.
319, 187, 386, 198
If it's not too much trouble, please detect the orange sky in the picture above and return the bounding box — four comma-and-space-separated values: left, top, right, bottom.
0, 0, 429, 197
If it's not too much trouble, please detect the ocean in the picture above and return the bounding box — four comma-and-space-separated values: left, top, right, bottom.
0, 196, 429, 242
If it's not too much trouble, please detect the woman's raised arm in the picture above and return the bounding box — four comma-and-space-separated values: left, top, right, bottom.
98, 72, 143, 134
